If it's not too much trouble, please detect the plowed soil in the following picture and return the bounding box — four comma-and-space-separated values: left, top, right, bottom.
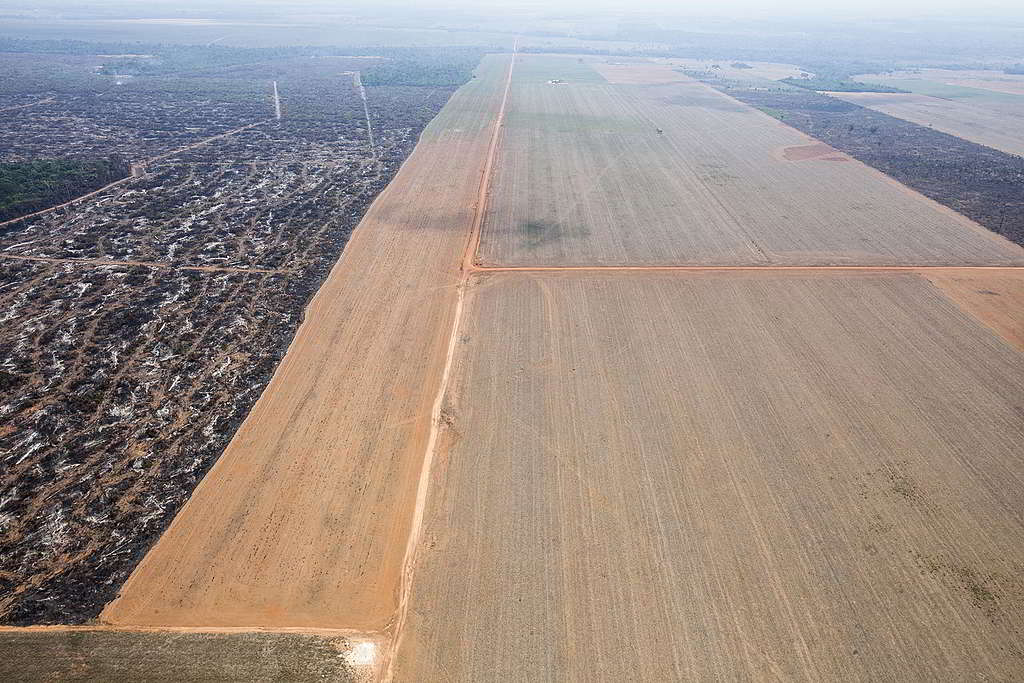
393, 270, 1024, 681
477, 57, 1023, 267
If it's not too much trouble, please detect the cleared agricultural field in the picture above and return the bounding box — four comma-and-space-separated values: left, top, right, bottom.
393, 270, 1024, 681
0, 628, 356, 681
828, 91, 1024, 157
477, 56, 1024, 267
100, 54, 513, 631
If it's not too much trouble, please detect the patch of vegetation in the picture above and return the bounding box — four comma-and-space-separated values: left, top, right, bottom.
0, 157, 130, 222
731, 62, 753, 69
757, 106, 786, 120
1006, 64, 1024, 75
781, 77, 908, 93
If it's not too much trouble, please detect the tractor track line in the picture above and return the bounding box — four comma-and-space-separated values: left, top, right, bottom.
381, 42, 518, 683
471, 264, 1024, 273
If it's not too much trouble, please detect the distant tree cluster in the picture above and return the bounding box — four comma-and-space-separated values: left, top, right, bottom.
780, 77, 908, 93
1006, 64, 1024, 75
0, 157, 130, 222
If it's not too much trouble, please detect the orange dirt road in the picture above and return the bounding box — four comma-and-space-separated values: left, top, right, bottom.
101, 54, 515, 631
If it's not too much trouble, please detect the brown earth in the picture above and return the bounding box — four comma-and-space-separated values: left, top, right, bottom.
100, 54, 514, 631
392, 270, 1024, 681
925, 269, 1024, 350
780, 141, 848, 161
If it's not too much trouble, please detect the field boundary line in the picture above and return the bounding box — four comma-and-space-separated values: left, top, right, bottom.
0, 253, 293, 275
0, 624, 378, 637
382, 44, 518, 683
472, 264, 1024, 273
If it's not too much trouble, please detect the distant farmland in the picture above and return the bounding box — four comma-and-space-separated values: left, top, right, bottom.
829, 91, 1024, 157
477, 56, 1023, 267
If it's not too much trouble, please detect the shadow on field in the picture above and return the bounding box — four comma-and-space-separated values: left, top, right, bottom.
521, 220, 590, 249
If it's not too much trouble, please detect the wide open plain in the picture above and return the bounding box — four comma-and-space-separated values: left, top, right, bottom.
477, 56, 1024, 267
392, 270, 1024, 681
827, 90, 1024, 157
99, 53, 513, 632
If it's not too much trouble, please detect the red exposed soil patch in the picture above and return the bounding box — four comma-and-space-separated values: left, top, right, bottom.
782, 142, 846, 161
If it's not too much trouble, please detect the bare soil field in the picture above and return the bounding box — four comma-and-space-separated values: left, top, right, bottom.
393, 270, 1024, 681
100, 54, 513, 631
0, 628, 355, 681
925, 269, 1024, 350
827, 91, 1024, 157
477, 57, 1023, 267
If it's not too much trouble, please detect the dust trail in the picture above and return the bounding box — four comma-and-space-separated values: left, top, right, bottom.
380, 41, 519, 683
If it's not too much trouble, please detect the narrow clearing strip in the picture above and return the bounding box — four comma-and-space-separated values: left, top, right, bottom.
381, 40, 518, 683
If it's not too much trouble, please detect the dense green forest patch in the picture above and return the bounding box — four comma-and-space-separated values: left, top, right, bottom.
0, 157, 131, 222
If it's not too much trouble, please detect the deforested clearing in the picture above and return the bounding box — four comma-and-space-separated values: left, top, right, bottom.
99, 54, 512, 631
394, 270, 1024, 681
828, 91, 1024, 157
477, 57, 1024, 267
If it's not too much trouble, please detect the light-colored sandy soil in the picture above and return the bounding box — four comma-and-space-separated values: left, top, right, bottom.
478, 58, 1023, 267
100, 54, 513, 631
925, 269, 1024, 350
827, 90, 1024, 157
593, 61, 689, 85
393, 270, 1024, 681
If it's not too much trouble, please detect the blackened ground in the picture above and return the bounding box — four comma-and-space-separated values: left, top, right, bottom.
0, 630, 354, 682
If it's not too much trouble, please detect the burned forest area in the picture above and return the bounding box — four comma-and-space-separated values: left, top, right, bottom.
693, 76, 1024, 247
0, 44, 468, 624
